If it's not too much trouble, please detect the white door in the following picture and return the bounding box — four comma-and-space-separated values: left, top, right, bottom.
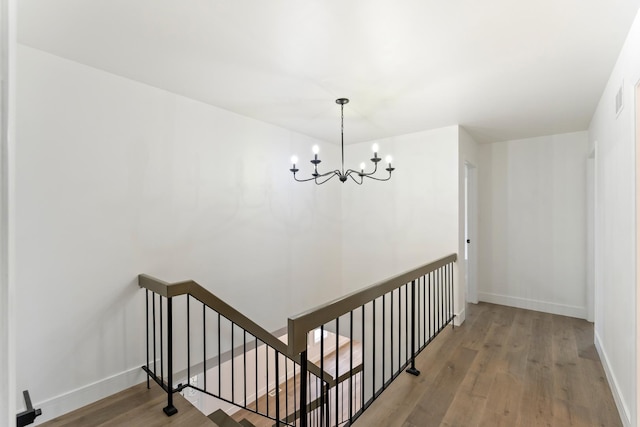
465, 162, 478, 304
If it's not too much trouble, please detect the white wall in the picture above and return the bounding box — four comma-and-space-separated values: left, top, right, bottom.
340, 126, 459, 296
16, 45, 343, 423
589, 8, 640, 426
1, 0, 17, 425
477, 131, 589, 318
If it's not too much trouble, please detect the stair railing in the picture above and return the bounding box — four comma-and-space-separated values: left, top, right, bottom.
139, 275, 336, 426
287, 253, 457, 427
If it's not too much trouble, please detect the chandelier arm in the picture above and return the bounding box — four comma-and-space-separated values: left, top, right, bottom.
358, 169, 379, 178
293, 174, 324, 183
341, 155, 382, 179
293, 168, 340, 182
348, 173, 364, 185
315, 169, 340, 178
362, 171, 393, 182
371, 161, 379, 174
314, 172, 340, 185
355, 161, 378, 177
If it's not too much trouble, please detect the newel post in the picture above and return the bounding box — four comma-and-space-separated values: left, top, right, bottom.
163, 297, 178, 416
406, 279, 421, 376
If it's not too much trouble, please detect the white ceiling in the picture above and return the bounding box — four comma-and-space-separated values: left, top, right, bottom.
17, 0, 640, 144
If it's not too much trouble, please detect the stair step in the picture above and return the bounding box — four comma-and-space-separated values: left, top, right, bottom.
238, 419, 256, 427
208, 409, 244, 427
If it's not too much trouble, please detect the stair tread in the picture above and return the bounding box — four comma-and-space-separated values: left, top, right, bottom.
238, 419, 256, 427
208, 409, 243, 427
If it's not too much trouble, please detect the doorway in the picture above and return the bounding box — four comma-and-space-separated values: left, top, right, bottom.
464, 162, 478, 304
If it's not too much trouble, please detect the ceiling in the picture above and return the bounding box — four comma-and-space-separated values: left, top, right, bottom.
17, 0, 640, 144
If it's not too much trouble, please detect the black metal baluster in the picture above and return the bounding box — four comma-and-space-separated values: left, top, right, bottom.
285, 352, 289, 425
160, 297, 164, 384
266, 345, 270, 418
429, 272, 432, 341
315, 373, 319, 427
446, 264, 449, 324
146, 290, 150, 389
397, 288, 401, 369
441, 267, 444, 331
203, 305, 207, 391
404, 284, 408, 365
433, 270, 441, 336
163, 297, 177, 416
255, 338, 259, 414
447, 263, 451, 323
320, 325, 324, 427
390, 290, 394, 376
361, 304, 365, 413
293, 362, 297, 426
372, 299, 376, 399
382, 294, 386, 389
232, 322, 235, 403
441, 266, 444, 327
418, 277, 422, 348
243, 330, 247, 407
325, 380, 329, 427
406, 280, 420, 376
419, 277, 423, 348
450, 263, 454, 328
300, 350, 308, 427
335, 318, 339, 427
444, 264, 448, 325
218, 313, 221, 395
152, 294, 156, 378
187, 296, 190, 388
349, 310, 353, 423
275, 353, 281, 426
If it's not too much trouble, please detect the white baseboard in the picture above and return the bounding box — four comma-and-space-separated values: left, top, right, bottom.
32, 365, 145, 425
594, 330, 631, 427
478, 292, 587, 319
454, 307, 466, 326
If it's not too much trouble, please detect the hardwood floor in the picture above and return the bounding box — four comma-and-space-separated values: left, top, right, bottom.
354, 302, 622, 427
38, 382, 214, 427
37, 303, 621, 426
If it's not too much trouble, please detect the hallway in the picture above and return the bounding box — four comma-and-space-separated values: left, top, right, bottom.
354, 302, 620, 426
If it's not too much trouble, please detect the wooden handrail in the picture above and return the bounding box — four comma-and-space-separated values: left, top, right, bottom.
138, 274, 336, 387
287, 253, 458, 355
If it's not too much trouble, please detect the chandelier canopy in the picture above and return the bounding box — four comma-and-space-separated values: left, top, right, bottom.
289, 98, 394, 185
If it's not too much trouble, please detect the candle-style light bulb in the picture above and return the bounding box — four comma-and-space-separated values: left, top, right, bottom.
291, 155, 298, 165
360, 162, 366, 172
372, 143, 379, 154
312, 145, 320, 155
385, 155, 392, 165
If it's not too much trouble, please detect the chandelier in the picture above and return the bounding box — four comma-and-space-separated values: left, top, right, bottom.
289, 98, 394, 185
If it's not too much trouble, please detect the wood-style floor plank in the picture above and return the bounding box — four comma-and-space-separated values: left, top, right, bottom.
39, 382, 214, 427
355, 303, 622, 427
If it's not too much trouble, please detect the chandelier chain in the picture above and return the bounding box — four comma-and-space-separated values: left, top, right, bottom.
341, 102, 345, 173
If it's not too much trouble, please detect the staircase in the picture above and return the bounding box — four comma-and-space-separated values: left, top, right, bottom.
139, 253, 458, 426
209, 408, 256, 427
